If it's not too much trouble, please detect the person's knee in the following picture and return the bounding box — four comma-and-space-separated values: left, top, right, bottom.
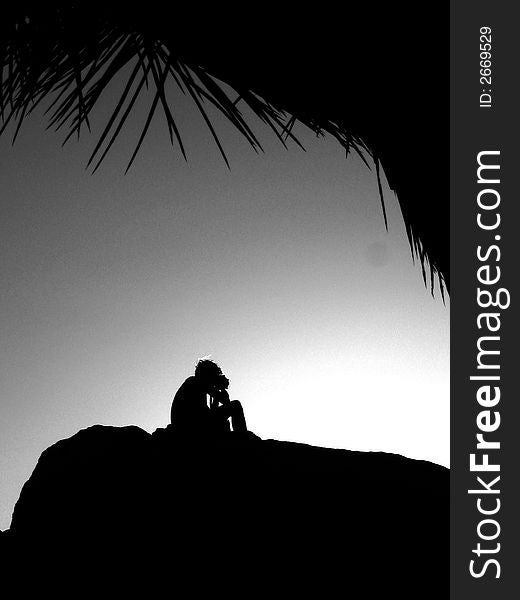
229, 400, 243, 413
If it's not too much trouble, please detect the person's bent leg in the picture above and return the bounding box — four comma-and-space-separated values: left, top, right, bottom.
228, 400, 247, 432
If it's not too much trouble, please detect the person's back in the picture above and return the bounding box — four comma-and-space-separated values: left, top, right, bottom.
170, 375, 212, 433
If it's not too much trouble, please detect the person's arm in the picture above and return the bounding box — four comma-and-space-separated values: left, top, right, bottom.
210, 389, 232, 423
213, 388, 230, 406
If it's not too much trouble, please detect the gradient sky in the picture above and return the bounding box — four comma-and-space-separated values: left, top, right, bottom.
0, 90, 449, 530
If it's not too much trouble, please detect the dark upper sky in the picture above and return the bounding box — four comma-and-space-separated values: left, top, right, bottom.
0, 88, 449, 530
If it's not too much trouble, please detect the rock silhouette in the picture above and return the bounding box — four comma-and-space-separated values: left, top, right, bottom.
2, 424, 447, 597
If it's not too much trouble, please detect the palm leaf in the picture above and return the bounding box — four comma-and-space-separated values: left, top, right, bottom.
0, 4, 448, 295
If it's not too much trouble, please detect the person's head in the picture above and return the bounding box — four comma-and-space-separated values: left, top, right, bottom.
194, 358, 229, 392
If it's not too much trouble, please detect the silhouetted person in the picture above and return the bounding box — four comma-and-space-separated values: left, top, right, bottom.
171, 359, 247, 435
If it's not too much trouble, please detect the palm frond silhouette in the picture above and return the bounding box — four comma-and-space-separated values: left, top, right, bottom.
0, 3, 448, 295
